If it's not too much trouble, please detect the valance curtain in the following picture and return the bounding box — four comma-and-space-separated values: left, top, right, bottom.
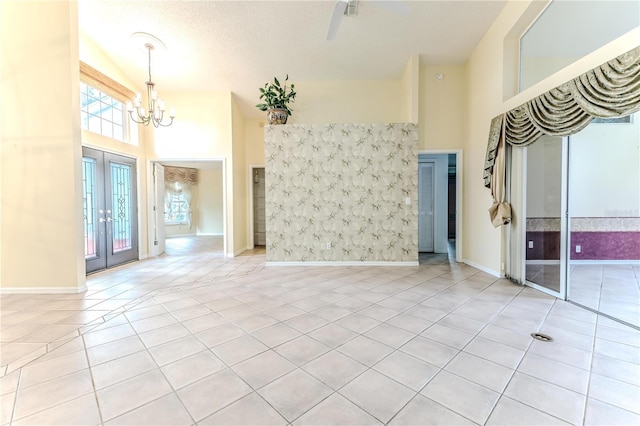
164, 166, 198, 185
484, 46, 640, 226
485, 46, 640, 186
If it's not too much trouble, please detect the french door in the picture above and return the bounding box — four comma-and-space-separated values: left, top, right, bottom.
83, 147, 138, 273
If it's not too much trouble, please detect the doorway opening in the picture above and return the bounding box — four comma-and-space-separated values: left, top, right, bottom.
149, 159, 226, 258
418, 151, 462, 264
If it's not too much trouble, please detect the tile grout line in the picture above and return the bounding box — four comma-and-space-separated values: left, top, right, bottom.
7, 366, 23, 425
79, 332, 106, 426
581, 311, 600, 425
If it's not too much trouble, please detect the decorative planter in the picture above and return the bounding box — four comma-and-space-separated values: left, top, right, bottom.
266, 107, 288, 125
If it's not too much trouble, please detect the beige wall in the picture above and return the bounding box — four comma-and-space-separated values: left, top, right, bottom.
419, 64, 467, 151
197, 168, 224, 235
401, 55, 420, 124
464, 0, 640, 275
231, 96, 247, 255
288, 80, 404, 125
245, 119, 266, 167
1, 1, 85, 290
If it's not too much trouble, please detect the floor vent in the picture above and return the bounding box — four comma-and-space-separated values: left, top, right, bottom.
531, 332, 553, 342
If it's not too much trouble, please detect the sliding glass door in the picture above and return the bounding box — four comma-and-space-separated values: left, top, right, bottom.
524, 136, 568, 299
566, 113, 640, 328
520, 112, 639, 328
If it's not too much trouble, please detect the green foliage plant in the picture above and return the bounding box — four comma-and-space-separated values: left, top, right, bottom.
256, 75, 297, 116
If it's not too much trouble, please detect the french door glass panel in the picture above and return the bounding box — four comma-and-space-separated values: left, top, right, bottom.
83, 157, 97, 258
110, 162, 134, 252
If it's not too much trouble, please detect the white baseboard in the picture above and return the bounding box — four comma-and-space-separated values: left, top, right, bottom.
0, 285, 88, 294
196, 233, 224, 236
266, 261, 419, 267
462, 259, 501, 278
232, 247, 249, 257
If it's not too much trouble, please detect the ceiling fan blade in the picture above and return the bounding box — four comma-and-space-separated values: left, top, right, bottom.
327, 0, 348, 41
373, 0, 410, 15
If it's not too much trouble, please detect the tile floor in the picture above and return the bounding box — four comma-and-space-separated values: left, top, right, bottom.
525, 263, 640, 328
1, 236, 639, 425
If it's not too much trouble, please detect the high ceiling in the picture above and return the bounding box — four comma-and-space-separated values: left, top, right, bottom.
78, 0, 507, 118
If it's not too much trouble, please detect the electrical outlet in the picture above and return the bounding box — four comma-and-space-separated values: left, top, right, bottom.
405, 197, 411, 205
528, 241, 534, 249
576, 245, 581, 253
325, 242, 331, 250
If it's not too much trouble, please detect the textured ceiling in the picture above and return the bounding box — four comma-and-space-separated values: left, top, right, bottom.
78, 0, 507, 118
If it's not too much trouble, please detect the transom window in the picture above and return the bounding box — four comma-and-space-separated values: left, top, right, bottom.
519, 1, 639, 91
80, 82, 125, 142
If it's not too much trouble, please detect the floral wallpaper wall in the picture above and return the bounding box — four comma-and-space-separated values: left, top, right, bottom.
264, 123, 418, 263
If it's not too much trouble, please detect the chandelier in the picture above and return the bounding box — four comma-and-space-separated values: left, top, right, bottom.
126, 37, 175, 128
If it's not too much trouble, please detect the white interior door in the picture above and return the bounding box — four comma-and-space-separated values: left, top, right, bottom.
418, 162, 435, 252
151, 163, 166, 256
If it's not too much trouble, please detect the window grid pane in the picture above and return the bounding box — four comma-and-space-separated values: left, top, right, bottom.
80, 83, 125, 142
165, 193, 189, 224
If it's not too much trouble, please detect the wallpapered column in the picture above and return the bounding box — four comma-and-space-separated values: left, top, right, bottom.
264, 123, 418, 263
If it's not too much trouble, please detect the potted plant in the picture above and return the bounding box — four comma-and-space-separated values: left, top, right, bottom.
256, 75, 296, 124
